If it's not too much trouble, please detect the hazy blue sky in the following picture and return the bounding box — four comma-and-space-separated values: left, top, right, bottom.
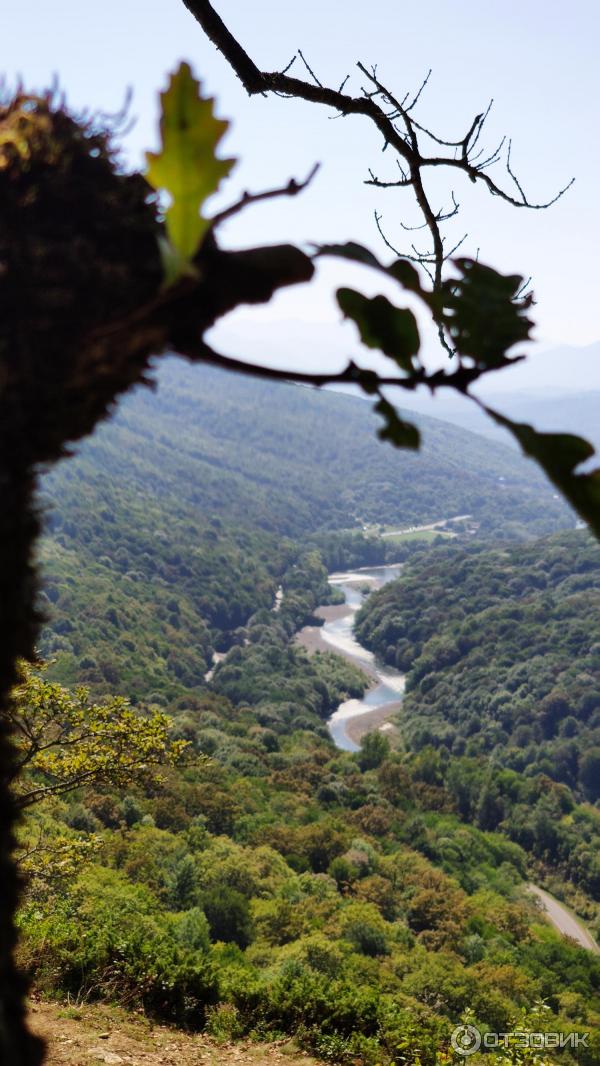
5, 1, 600, 386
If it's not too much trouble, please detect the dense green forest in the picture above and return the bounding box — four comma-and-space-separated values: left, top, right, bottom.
200, 531, 600, 904
37, 361, 573, 696
27, 368, 600, 1065
355, 532, 600, 795
17, 663, 600, 1066
37, 471, 358, 704
21, 521, 600, 1065
354, 532, 600, 898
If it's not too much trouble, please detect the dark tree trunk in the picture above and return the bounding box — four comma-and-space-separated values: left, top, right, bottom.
0, 88, 314, 1064
0, 467, 45, 1065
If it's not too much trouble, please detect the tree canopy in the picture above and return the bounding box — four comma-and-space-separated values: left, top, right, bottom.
7, 664, 188, 811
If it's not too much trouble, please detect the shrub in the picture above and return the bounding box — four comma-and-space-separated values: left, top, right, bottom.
344, 919, 389, 957
205, 1002, 243, 1043
201, 887, 253, 948
174, 907, 211, 952
357, 731, 391, 772
19, 867, 219, 1024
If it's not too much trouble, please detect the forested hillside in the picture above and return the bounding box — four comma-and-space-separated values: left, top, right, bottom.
355, 531, 600, 799
37, 507, 343, 703
43, 359, 571, 538
17, 662, 600, 1066
29, 356, 599, 1066
37, 360, 573, 696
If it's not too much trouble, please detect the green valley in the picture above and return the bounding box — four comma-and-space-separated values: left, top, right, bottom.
37, 361, 573, 697
18, 362, 600, 1066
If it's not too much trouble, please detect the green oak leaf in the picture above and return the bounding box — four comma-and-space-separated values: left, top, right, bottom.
316, 241, 385, 272
146, 61, 236, 269
375, 397, 420, 450
443, 259, 532, 368
485, 406, 600, 537
318, 242, 421, 291
337, 287, 420, 372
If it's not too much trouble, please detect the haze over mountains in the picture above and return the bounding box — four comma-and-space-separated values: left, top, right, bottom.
485, 339, 600, 393
384, 340, 600, 453
398, 389, 600, 454
214, 315, 600, 455
43, 358, 572, 538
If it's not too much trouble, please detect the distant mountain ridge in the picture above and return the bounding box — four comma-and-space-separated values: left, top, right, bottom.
44, 358, 572, 538
385, 337, 599, 453
396, 389, 600, 454
489, 339, 600, 392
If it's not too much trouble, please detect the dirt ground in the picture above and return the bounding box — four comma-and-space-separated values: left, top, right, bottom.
30, 1000, 318, 1066
344, 703, 402, 746
295, 607, 381, 684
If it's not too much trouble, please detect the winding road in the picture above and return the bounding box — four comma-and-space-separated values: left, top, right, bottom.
527, 884, 599, 953
381, 514, 471, 538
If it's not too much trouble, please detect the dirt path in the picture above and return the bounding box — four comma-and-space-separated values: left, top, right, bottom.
30, 1000, 318, 1066
528, 885, 600, 953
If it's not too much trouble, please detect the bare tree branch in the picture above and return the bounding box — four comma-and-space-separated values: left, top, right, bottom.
211, 163, 321, 228
421, 153, 574, 209
182, 0, 574, 299
178, 333, 494, 397
180, 0, 267, 93
297, 49, 323, 88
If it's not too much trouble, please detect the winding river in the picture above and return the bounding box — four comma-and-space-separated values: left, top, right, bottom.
301, 564, 406, 752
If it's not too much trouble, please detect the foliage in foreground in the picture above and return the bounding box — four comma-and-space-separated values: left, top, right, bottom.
16, 657, 600, 1066
9, 664, 188, 811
